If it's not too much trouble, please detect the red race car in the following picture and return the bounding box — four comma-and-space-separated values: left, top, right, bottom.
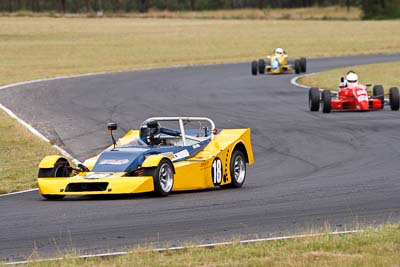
308, 71, 399, 113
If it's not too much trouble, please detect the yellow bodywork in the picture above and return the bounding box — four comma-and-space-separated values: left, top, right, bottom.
142, 154, 173, 168
39, 155, 68, 168
39, 174, 154, 195
265, 53, 293, 74
38, 128, 254, 196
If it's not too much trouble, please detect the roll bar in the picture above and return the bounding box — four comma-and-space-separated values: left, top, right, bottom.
145, 117, 216, 146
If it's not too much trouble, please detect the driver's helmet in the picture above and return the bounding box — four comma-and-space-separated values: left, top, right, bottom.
346, 71, 358, 87
139, 120, 161, 145
275, 48, 284, 56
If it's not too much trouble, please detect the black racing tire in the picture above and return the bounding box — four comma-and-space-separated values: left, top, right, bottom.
389, 87, 400, 111
258, 59, 266, 74
294, 59, 301, 74
321, 90, 331, 113
38, 159, 71, 178
38, 158, 70, 200
309, 87, 320, 112
373, 85, 385, 109
300, 57, 307, 73
152, 159, 174, 196
251, 61, 258, 76
229, 150, 246, 188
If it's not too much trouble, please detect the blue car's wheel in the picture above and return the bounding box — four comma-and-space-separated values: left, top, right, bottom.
152, 159, 174, 196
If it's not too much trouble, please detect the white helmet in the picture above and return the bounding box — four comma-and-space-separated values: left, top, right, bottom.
275, 48, 284, 56
346, 71, 358, 87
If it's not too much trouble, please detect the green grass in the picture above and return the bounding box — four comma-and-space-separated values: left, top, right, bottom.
3, 225, 400, 266
0, 109, 58, 194
298, 61, 400, 93
1, 17, 400, 194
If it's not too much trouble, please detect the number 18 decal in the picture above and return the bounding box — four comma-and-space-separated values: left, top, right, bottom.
212, 158, 223, 185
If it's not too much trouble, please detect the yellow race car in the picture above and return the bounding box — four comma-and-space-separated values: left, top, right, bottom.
37, 117, 254, 199
251, 48, 306, 75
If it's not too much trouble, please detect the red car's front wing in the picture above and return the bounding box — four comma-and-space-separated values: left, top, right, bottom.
331, 98, 382, 111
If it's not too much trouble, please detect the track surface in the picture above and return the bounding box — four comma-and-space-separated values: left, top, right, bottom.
1, 54, 400, 262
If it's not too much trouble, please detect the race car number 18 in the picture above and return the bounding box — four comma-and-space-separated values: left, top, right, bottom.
212, 158, 222, 185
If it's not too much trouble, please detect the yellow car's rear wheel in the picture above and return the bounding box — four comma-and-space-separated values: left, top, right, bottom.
294, 59, 301, 74
300, 57, 307, 73
230, 150, 246, 188
251, 61, 258, 75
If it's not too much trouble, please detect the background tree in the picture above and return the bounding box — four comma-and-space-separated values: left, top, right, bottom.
60, 0, 66, 12
138, 0, 149, 12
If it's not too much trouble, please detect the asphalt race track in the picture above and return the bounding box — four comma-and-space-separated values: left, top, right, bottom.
1, 54, 400, 262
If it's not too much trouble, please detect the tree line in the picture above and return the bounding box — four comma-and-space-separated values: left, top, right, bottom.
1, 0, 399, 19
0, 0, 357, 13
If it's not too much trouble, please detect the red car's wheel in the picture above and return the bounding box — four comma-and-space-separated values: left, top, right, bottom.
321, 90, 331, 113
389, 87, 399, 111
373, 85, 385, 109
309, 87, 320, 112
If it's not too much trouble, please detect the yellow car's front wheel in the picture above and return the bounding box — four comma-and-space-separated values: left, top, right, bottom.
151, 159, 174, 196
38, 159, 70, 200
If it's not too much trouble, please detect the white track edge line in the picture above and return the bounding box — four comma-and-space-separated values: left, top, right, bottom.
0, 188, 38, 197
0, 61, 246, 91
5, 230, 359, 265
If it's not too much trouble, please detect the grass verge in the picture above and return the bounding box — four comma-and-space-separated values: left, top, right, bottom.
3, 225, 400, 266
298, 61, 400, 93
0, 109, 58, 194
1, 17, 400, 194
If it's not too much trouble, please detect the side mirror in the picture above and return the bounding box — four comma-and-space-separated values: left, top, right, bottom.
108, 122, 117, 131
340, 76, 345, 83
365, 83, 372, 87
107, 122, 117, 149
